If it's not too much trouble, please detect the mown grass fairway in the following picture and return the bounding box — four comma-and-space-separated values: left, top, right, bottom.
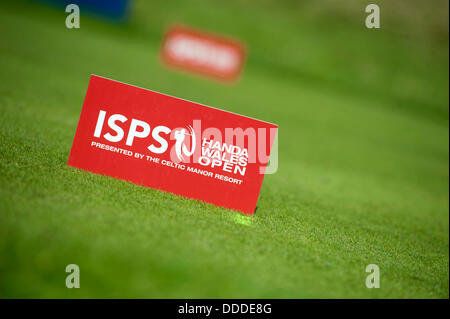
0, 0, 448, 298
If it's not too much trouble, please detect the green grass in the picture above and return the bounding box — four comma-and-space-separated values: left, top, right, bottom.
0, 0, 448, 298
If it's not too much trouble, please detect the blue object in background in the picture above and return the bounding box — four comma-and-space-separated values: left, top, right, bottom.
37, 0, 131, 22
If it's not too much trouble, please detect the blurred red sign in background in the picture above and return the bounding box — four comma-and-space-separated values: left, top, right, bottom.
161, 25, 246, 82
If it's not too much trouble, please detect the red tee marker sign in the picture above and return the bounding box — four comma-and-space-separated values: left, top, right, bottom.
161, 25, 246, 81
68, 75, 277, 215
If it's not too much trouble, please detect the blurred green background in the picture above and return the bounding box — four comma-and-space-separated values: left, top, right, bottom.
0, 0, 448, 298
